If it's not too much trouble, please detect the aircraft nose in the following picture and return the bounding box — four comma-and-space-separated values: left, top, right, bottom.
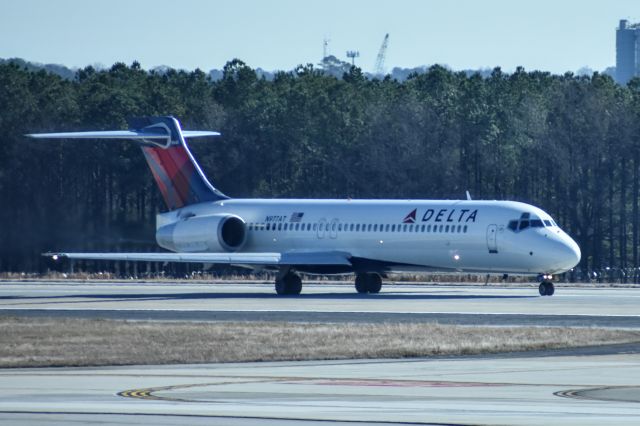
538, 233, 581, 273
550, 235, 581, 272
563, 236, 581, 269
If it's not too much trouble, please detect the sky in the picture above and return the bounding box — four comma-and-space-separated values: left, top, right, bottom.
1, 0, 638, 74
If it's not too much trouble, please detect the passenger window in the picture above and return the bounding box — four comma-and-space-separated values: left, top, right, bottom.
403, 224, 407, 232
445, 225, 449, 232
312, 223, 317, 231
278, 223, 282, 231
457, 225, 461, 232
283, 223, 288, 231
439, 225, 443, 232
266, 223, 271, 230
367, 224, 372, 232
373, 224, 377, 232
463, 225, 468, 233
356, 224, 360, 231
391, 224, 396, 232
326, 223, 331, 231
338, 224, 342, 231
427, 225, 431, 232
421, 225, 425, 232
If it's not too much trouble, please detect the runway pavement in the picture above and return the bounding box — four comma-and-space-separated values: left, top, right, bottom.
1, 280, 640, 424
1, 353, 640, 425
0, 280, 639, 327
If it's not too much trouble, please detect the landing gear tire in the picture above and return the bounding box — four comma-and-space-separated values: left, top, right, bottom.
275, 272, 302, 295
355, 273, 383, 294
355, 274, 368, 293
538, 281, 554, 296
368, 274, 382, 293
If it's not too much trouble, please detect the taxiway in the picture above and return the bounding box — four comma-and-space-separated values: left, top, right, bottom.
1, 352, 640, 425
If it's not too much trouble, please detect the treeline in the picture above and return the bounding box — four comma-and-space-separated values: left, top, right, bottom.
1, 59, 640, 280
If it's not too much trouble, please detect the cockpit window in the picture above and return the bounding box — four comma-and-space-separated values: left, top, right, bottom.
509, 213, 548, 232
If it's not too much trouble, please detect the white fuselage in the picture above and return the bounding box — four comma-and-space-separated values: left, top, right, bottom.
157, 199, 581, 276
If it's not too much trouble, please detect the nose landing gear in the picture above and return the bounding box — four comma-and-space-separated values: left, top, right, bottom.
538, 280, 555, 296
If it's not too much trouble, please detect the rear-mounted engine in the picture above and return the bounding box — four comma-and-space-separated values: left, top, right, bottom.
156, 214, 247, 252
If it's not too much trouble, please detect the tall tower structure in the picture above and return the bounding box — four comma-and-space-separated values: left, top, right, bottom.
346, 50, 360, 66
616, 19, 640, 85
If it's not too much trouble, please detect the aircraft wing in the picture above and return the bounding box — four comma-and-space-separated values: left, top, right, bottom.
43, 251, 352, 266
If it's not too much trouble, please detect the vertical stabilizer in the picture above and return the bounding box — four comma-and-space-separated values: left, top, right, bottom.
127, 116, 228, 210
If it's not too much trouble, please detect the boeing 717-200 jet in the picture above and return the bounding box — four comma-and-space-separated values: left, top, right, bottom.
29, 116, 581, 296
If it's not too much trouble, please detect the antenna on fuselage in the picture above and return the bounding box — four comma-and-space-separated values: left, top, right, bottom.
466, 190, 472, 201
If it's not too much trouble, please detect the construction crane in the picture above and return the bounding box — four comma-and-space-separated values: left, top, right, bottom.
373, 33, 389, 75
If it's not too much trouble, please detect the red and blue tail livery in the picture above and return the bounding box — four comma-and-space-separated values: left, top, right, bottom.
128, 117, 227, 210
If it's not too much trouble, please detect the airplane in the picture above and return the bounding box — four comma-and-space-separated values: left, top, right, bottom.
29, 116, 581, 297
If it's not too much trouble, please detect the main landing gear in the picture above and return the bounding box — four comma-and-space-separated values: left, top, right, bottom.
275, 270, 302, 295
538, 280, 555, 296
355, 273, 383, 294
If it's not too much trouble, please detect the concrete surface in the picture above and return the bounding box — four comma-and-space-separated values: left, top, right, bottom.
1, 353, 639, 425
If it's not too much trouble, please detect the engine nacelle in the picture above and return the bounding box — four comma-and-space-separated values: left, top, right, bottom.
156, 214, 247, 253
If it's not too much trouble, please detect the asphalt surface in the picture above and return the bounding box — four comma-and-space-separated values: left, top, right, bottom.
1, 280, 639, 328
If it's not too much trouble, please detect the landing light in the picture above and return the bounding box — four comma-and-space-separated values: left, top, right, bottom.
52, 255, 59, 261
453, 254, 460, 261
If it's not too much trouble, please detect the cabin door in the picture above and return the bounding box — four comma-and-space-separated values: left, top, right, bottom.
486, 224, 498, 253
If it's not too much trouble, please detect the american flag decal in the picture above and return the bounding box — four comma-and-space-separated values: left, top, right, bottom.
290, 212, 304, 222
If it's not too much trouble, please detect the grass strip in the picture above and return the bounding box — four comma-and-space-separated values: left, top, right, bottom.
1, 316, 639, 368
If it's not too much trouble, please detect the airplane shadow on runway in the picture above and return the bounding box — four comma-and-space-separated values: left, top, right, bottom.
0, 291, 537, 306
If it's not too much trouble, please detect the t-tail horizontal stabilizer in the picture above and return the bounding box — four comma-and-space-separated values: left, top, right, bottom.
27, 116, 228, 210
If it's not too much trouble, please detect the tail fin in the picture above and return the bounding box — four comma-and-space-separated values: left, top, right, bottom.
127, 116, 227, 209
28, 115, 228, 210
